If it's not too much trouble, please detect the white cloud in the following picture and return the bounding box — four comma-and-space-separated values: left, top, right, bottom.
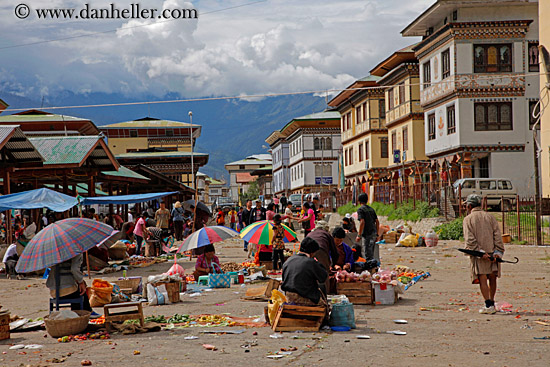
0, 0, 434, 99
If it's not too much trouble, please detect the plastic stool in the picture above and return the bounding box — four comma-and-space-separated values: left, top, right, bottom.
49, 296, 84, 313
198, 276, 209, 285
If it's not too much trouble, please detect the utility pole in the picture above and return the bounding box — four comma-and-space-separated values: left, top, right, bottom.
534, 128, 542, 246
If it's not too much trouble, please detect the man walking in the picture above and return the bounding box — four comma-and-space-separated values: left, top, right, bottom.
155, 201, 171, 236
355, 193, 380, 265
462, 194, 505, 314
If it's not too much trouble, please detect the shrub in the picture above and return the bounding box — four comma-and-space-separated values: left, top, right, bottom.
337, 202, 359, 217
337, 200, 440, 222
434, 217, 464, 240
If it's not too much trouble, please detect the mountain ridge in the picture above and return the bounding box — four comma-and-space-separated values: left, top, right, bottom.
0, 90, 328, 180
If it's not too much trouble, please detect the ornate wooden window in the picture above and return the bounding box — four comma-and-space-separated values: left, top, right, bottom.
356, 106, 361, 124
474, 102, 513, 131
358, 143, 363, 162
428, 113, 436, 140
362, 102, 367, 121
391, 131, 397, 151
380, 137, 388, 158
388, 89, 394, 110
379, 99, 386, 119
442, 49, 450, 79
399, 83, 406, 105
365, 140, 370, 160
473, 44, 512, 73
402, 126, 409, 151
447, 105, 456, 135
528, 42, 539, 72
423, 61, 431, 87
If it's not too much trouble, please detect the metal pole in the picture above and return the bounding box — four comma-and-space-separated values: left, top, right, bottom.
501, 195, 505, 234
517, 194, 521, 241
533, 129, 542, 246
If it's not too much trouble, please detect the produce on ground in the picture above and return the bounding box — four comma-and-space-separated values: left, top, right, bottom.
57, 331, 110, 343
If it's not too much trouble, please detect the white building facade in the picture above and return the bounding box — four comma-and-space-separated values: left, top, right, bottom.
402, 0, 539, 196
224, 154, 272, 200
285, 112, 341, 194
265, 132, 290, 196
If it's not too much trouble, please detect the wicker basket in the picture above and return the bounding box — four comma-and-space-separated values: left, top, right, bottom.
108, 247, 128, 260
113, 277, 142, 294
152, 282, 181, 303
44, 310, 91, 338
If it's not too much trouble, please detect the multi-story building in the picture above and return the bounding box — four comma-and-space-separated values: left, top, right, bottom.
225, 154, 272, 201
282, 111, 341, 194
370, 45, 429, 188
100, 117, 207, 186
402, 0, 539, 195
196, 172, 229, 206
327, 75, 387, 200
265, 130, 289, 196
539, 1, 550, 197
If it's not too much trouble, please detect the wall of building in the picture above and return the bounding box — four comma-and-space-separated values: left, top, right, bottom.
108, 137, 149, 155
541, 0, 550, 197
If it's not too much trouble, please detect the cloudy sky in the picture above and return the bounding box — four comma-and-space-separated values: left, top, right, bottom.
0, 0, 433, 101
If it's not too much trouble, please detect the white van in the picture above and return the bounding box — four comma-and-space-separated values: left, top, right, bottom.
453, 178, 517, 209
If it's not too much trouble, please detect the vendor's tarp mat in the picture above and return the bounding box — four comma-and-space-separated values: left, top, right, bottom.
0, 188, 78, 212
81, 191, 178, 205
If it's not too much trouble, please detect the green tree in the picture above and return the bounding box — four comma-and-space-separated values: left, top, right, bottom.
239, 180, 260, 204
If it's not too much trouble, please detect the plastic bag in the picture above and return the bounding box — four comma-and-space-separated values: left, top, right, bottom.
165, 255, 185, 278
147, 283, 171, 306
398, 234, 418, 247
268, 289, 287, 324
89, 279, 113, 307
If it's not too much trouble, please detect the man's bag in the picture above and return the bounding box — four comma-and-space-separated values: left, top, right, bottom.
208, 263, 230, 288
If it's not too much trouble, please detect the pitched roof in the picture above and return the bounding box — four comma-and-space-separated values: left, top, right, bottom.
0, 110, 100, 135
0, 125, 44, 163
236, 172, 256, 183
29, 136, 118, 169
101, 166, 150, 182
293, 111, 341, 120
101, 117, 200, 129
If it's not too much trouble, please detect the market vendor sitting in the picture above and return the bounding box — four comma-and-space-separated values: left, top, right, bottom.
46, 254, 97, 316
331, 227, 355, 272
193, 244, 222, 280
281, 237, 328, 306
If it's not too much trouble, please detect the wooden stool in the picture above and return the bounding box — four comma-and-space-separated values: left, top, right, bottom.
104, 302, 144, 331
271, 304, 325, 332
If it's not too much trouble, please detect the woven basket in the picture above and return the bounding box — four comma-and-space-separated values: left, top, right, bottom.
44, 310, 91, 338
108, 247, 127, 260
113, 277, 142, 293
152, 281, 181, 303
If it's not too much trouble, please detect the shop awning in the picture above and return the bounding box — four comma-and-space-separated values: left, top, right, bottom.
80, 191, 178, 205
0, 188, 78, 212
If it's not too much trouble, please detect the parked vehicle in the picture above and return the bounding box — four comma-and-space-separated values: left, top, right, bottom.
453, 178, 517, 209
288, 194, 304, 210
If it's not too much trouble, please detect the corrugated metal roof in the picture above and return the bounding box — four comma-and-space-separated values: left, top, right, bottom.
101, 117, 200, 128
0, 125, 44, 163
225, 157, 272, 166
29, 136, 114, 168
0, 113, 86, 123
294, 111, 341, 120
102, 166, 150, 181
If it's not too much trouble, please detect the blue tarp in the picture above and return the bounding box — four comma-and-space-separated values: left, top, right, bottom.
80, 191, 178, 205
0, 188, 78, 212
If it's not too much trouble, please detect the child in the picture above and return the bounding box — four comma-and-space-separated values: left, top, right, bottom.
271, 214, 286, 271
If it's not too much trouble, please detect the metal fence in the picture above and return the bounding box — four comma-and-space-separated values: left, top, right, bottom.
500, 196, 549, 245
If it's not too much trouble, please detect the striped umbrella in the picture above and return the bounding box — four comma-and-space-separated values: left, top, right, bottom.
16, 218, 114, 273
177, 225, 239, 253
240, 220, 297, 245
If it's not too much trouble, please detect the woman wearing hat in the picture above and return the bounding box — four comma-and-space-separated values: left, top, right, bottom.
171, 201, 185, 241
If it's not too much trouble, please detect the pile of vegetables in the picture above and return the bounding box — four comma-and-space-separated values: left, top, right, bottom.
144, 314, 236, 327
88, 315, 105, 324
167, 314, 191, 323
221, 262, 241, 272
241, 261, 256, 268
57, 331, 110, 343
336, 270, 371, 283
